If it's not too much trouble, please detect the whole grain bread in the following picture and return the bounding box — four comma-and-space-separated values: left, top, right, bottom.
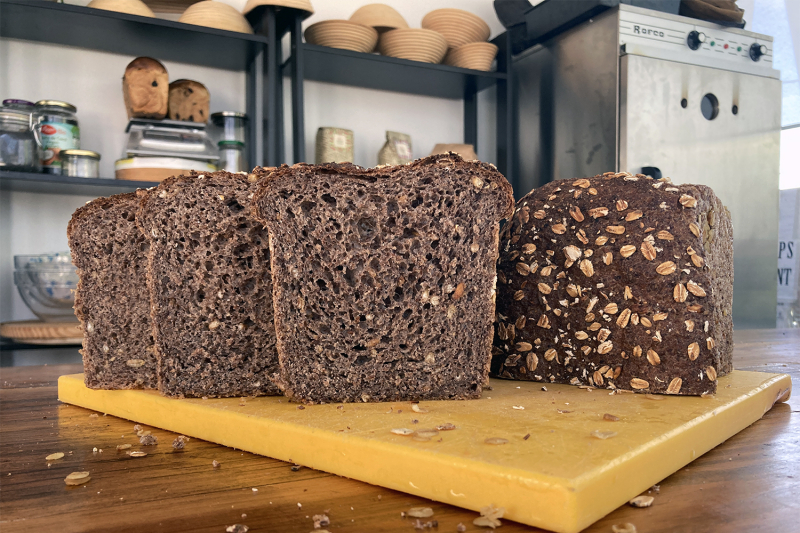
491, 172, 733, 395
252, 153, 515, 403
137, 171, 280, 398
68, 192, 157, 389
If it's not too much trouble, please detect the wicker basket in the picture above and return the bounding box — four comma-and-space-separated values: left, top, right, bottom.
305, 20, 378, 54
421, 8, 490, 50
88, 0, 155, 17
378, 28, 448, 64
443, 42, 498, 71
179, 1, 253, 34
349, 4, 408, 33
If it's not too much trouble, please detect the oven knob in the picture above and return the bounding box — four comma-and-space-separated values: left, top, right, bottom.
749, 43, 768, 61
687, 31, 706, 50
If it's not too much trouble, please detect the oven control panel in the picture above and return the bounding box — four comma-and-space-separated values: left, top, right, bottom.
618, 7, 774, 74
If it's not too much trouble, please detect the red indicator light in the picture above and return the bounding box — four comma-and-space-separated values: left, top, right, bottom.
724, 43, 729, 49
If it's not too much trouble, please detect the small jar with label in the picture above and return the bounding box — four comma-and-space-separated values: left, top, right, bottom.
59, 149, 100, 178
32, 100, 80, 174
217, 140, 246, 173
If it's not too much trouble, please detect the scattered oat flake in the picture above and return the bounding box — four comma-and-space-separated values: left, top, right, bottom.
212, 460, 221, 468
415, 429, 439, 438
629, 495, 655, 508
590, 430, 617, 440
484, 438, 508, 445
391, 428, 415, 436
89, 413, 98, 418
512, 405, 525, 410
172, 435, 189, 449
252, 487, 258, 492
457, 524, 467, 532
116, 444, 132, 451
312, 513, 330, 528
46, 452, 64, 461
411, 404, 428, 413
408, 507, 434, 518
557, 409, 572, 414
140, 434, 158, 446
225, 525, 248, 533
435, 423, 457, 431
612, 523, 638, 533
474, 504, 505, 529
129, 451, 147, 457
603, 413, 620, 422
65, 471, 91, 486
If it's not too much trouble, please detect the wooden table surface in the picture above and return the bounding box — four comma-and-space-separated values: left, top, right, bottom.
1, 329, 798, 533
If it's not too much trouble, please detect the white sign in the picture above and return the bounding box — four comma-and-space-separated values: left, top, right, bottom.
777, 189, 800, 303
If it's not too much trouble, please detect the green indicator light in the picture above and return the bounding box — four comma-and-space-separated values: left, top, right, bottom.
737, 46, 742, 51
710, 41, 715, 46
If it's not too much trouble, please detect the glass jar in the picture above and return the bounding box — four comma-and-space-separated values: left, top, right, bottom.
32, 100, 80, 174
59, 149, 100, 178
0, 108, 41, 172
218, 140, 246, 173
210, 111, 247, 143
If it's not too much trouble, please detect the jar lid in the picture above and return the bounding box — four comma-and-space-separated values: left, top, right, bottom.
60, 149, 101, 160
3, 99, 35, 108
218, 140, 245, 148
34, 100, 77, 113
211, 111, 248, 120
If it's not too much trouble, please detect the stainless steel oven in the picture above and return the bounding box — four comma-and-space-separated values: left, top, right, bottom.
513, 4, 781, 328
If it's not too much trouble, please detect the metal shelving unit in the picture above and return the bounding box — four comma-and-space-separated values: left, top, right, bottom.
279, 17, 516, 184
0, 170, 158, 196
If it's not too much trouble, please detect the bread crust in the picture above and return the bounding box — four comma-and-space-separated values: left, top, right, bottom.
491, 172, 733, 395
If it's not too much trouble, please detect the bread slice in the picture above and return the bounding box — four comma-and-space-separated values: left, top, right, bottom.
137, 171, 280, 398
252, 154, 515, 403
492, 172, 733, 395
68, 192, 157, 389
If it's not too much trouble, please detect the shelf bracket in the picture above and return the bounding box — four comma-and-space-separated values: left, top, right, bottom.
464, 76, 478, 155
290, 15, 306, 164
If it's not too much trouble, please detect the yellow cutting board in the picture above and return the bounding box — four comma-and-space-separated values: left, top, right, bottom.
58, 370, 791, 533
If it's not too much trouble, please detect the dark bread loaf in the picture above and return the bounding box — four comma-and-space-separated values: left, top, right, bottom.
67, 192, 157, 389
252, 153, 515, 403
137, 171, 280, 398
492, 172, 733, 396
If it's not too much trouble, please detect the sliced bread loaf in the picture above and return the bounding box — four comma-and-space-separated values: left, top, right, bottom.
68, 192, 157, 389
137, 171, 280, 398
252, 154, 515, 403
492, 172, 733, 395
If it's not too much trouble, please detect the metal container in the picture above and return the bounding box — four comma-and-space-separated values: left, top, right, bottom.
0, 107, 41, 172
59, 149, 100, 178
217, 140, 246, 173
210, 111, 247, 143
512, 4, 781, 328
32, 100, 80, 174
